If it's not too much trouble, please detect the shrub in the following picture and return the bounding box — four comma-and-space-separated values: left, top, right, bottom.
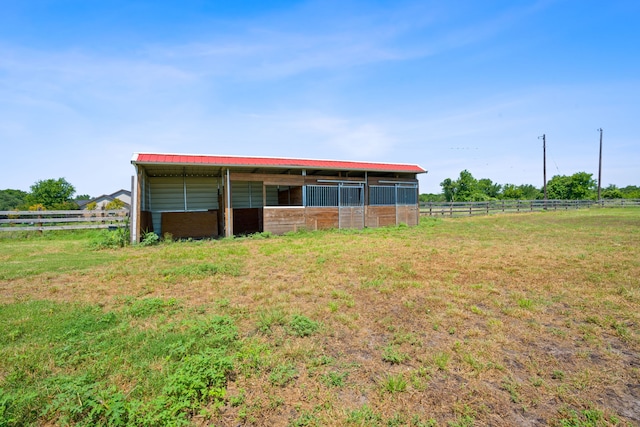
139, 231, 160, 246
89, 226, 129, 249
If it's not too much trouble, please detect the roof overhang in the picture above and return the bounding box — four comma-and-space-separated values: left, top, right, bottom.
131, 153, 426, 175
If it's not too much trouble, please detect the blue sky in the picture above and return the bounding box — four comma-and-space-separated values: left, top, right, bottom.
1, 0, 638, 196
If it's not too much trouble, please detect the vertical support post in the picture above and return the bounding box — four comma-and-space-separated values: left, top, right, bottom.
395, 184, 399, 225
225, 168, 233, 237
302, 170, 307, 207
183, 171, 187, 211
597, 128, 603, 203
338, 183, 342, 229
131, 165, 142, 243
130, 175, 136, 242
262, 183, 267, 207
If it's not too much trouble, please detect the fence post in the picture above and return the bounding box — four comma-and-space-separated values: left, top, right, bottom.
37, 208, 43, 234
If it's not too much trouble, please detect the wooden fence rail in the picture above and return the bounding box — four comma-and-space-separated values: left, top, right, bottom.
420, 199, 640, 217
0, 209, 129, 232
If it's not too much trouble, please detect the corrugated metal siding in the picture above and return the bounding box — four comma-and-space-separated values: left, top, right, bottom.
149, 177, 183, 233
231, 181, 268, 209
251, 182, 264, 207
149, 176, 219, 234
232, 181, 250, 208
231, 181, 264, 208
186, 177, 218, 210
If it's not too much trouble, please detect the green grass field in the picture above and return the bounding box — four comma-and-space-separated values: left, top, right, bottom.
1, 208, 639, 426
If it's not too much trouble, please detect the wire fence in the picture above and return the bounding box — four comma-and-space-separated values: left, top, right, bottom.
420, 199, 640, 217
0, 209, 129, 232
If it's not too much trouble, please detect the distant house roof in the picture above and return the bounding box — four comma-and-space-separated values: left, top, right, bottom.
76, 199, 90, 209
80, 190, 131, 209
131, 153, 426, 174
109, 189, 131, 198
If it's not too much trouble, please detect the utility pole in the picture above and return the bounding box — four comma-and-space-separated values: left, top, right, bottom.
538, 134, 547, 205
597, 128, 603, 202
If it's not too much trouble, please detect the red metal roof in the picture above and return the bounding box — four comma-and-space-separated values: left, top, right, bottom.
132, 153, 426, 173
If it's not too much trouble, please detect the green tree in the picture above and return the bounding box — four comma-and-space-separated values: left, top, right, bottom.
518, 184, 542, 200
501, 184, 542, 200
546, 175, 571, 199
500, 184, 523, 200
105, 198, 125, 210
620, 185, 640, 199
546, 172, 596, 200
456, 170, 480, 200
419, 193, 446, 202
478, 178, 501, 199
440, 177, 458, 202
440, 170, 487, 201
0, 189, 29, 210
27, 178, 78, 209
601, 184, 623, 199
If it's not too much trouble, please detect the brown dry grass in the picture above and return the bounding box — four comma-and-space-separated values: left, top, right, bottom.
1, 208, 639, 426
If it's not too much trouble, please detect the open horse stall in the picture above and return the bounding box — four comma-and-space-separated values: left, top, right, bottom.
130, 153, 426, 242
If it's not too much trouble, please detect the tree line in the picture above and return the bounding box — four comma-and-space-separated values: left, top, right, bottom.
3, 173, 638, 210
0, 178, 124, 211
421, 170, 640, 202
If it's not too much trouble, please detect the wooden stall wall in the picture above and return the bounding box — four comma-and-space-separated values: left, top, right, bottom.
339, 207, 365, 229
365, 205, 396, 228
263, 207, 306, 234
397, 205, 419, 226
161, 211, 218, 239
305, 207, 339, 230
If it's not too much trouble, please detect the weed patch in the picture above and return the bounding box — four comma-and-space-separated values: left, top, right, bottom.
161, 261, 242, 278
382, 345, 409, 365
287, 314, 321, 337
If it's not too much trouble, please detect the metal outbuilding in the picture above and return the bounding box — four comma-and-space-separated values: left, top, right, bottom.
130, 153, 426, 242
